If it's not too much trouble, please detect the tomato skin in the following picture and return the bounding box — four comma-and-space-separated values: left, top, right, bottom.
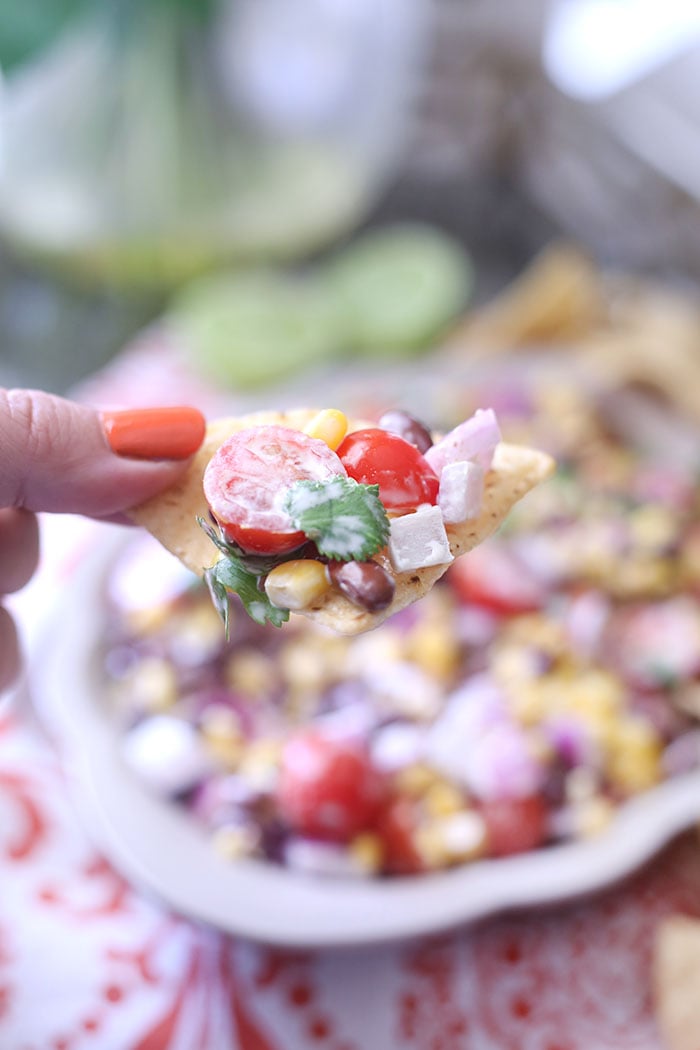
203, 425, 346, 556
480, 795, 548, 857
337, 428, 439, 512
277, 732, 385, 843
448, 543, 546, 616
222, 523, 306, 555
376, 797, 424, 875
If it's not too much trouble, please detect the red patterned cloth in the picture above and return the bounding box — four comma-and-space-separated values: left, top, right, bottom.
1, 695, 699, 1049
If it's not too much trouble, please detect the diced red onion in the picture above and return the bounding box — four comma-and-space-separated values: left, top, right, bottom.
564, 591, 611, 662
544, 716, 597, 769
426, 674, 509, 779
315, 702, 378, 742
462, 723, 546, 801
662, 731, 700, 776
425, 409, 501, 476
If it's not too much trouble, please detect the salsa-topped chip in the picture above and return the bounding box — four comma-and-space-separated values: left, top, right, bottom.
130, 408, 555, 635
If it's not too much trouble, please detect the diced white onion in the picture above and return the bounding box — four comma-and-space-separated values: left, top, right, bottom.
122, 716, 212, 797
371, 723, 425, 771
283, 838, 370, 878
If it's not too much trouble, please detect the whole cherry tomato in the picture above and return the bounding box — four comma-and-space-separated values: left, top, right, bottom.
277, 731, 385, 842
203, 425, 346, 555
337, 428, 439, 512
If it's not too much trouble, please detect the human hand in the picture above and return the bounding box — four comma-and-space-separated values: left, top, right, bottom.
0, 389, 206, 691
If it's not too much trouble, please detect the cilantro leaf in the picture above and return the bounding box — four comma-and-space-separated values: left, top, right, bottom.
284, 476, 390, 561
198, 517, 290, 632
204, 557, 289, 632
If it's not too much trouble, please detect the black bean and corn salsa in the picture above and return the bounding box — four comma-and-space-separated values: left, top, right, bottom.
103, 379, 700, 877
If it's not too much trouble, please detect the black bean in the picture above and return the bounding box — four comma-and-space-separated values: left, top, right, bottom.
378, 410, 433, 453
328, 560, 395, 612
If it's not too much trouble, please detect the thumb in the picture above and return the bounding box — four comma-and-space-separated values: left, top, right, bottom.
0, 389, 206, 518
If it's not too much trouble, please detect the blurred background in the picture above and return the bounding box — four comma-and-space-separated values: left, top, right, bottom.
2, 0, 700, 396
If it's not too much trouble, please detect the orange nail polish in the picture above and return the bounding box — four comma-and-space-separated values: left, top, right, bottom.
102, 406, 206, 461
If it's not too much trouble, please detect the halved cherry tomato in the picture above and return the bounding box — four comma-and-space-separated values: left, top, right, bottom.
277, 731, 386, 842
337, 428, 439, 512
203, 425, 346, 555
448, 543, 546, 616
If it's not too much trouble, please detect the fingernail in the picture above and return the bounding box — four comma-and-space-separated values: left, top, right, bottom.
102, 406, 206, 461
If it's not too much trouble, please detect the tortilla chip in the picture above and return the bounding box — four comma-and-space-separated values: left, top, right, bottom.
654, 915, 700, 1050
131, 409, 554, 635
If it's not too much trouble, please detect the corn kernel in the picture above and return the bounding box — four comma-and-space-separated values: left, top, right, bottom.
200, 704, 245, 769
568, 671, 623, 719
126, 658, 178, 712
349, 833, 384, 873
565, 766, 599, 804
394, 763, 440, 798
409, 622, 460, 681
226, 648, 278, 701
510, 682, 549, 725
492, 645, 543, 688
606, 718, 662, 793
264, 559, 330, 610
414, 824, 449, 868
574, 796, 615, 838
423, 781, 467, 818
126, 602, 174, 634
279, 640, 330, 693
238, 739, 283, 791
173, 603, 223, 656
212, 823, 260, 861
609, 557, 674, 599
416, 811, 486, 866
303, 409, 348, 450
577, 710, 618, 752
629, 506, 677, 551
240, 738, 283, 767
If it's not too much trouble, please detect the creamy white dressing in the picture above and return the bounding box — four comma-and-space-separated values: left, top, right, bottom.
322, 513, 369, 559
279, 475, 347, 514
247, 601, 268, 622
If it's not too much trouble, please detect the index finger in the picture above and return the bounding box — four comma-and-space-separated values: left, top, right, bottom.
0, 389, 205, 518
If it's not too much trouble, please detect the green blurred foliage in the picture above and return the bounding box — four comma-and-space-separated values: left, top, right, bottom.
0, 0, 91, 71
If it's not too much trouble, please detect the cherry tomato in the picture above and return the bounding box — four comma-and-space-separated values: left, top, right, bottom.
277, 731, 385, 842
376, 797, 424, 875
480, 795, 548, 857
337, 428, 439, 512
203, 425, 346, 555
448, 543, 546, 616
